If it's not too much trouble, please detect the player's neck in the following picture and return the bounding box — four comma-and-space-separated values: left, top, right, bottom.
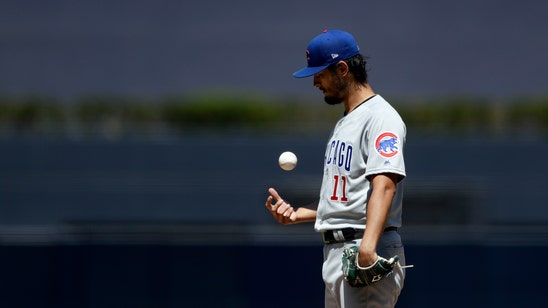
344, 83, 376, 114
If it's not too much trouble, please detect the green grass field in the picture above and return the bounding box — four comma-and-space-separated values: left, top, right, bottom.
0, 93, 546, 138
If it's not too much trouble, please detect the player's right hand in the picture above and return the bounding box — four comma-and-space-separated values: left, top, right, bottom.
266, 188, 297, 224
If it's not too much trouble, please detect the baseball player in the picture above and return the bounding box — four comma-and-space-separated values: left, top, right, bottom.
266, 30, 408, 307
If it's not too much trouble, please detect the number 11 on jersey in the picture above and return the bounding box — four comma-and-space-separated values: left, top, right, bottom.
330, 175, 348, 202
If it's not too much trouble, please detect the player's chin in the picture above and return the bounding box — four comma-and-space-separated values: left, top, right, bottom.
324, 95, 343, 106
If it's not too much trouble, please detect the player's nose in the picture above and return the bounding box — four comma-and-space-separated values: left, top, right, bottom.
313, 75, 320, 88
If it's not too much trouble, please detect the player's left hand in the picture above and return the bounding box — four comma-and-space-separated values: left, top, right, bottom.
342, 246, 399, 287
266, 188, 297, 224
358, 250, 379, 268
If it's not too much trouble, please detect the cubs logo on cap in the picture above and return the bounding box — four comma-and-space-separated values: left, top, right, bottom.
375, 132, 399, 158
293, 29, 360, 78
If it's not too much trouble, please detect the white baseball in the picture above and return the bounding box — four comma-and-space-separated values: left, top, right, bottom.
278, 151, 298, 171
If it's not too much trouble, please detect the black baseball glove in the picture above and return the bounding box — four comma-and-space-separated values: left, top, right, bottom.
342, 246, 399, 287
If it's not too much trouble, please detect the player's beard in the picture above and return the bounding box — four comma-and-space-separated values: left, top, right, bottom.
323, 74, 347, 106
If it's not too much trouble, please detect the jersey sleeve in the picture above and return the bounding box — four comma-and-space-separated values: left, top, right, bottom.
363, 109, 406, 180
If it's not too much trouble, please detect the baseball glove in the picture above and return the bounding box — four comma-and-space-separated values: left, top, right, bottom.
342, 246, 399, 287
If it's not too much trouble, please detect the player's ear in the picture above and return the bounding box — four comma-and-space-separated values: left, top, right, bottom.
336, 61, 349, 76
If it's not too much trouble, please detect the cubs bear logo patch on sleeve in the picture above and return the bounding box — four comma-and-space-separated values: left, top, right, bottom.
375, 132, 399, 158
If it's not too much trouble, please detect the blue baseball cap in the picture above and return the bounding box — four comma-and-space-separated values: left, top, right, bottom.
293, 29, 360, 78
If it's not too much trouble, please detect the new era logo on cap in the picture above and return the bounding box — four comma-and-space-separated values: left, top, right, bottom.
293, 30, 360, 78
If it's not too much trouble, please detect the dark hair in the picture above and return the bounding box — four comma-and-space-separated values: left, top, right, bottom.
328, 54, 368, 84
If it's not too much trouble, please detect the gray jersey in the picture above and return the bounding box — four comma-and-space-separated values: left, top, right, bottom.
315, 95, 406, 232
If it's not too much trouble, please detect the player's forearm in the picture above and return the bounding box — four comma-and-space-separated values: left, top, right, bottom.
294, 205, 317, 223
289, 200, 317, 224
360, 196, 392, 253
359, 174, 397, 265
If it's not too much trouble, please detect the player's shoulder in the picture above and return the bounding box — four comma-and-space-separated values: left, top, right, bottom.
368, 95, 392, 108
354, 95, 397, 116
358, 95, 405, 129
